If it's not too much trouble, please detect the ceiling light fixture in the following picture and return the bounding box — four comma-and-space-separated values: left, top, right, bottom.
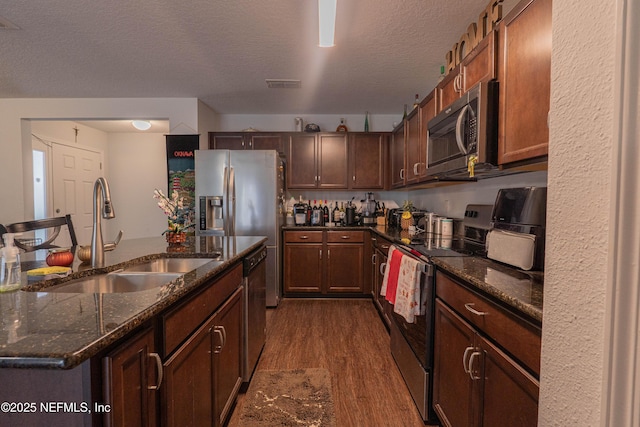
131, 120, 152, 131
318, 0, 337, 47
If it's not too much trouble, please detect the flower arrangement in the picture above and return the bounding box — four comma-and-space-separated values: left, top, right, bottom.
153, 189, 195, 235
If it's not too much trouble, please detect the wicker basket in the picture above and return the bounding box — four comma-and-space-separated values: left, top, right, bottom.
400, 216, 413, 230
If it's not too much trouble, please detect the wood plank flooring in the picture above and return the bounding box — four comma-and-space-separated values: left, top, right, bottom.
226, 298, 434, 427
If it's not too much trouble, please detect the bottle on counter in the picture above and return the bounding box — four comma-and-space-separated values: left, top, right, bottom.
323, 200, 329, 225
306, 200, 313, 225
332, 201, 340, 226
339, 202, 346, 224
311, 200, 322, 226
0, 233, 22, 292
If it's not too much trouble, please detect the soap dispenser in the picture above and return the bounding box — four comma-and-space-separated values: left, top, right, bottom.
1, 233, 22, 292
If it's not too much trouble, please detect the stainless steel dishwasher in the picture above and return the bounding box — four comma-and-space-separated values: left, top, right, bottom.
242, 245, 267, 382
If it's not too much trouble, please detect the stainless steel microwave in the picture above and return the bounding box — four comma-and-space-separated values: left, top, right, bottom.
426, 80, 498, 178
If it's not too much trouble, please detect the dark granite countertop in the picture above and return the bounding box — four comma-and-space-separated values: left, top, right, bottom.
0, 235, 266, 369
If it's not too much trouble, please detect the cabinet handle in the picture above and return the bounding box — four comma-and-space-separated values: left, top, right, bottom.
249, 141, 252, 148
469, 351, 482, 380
241, 141, 245, 147
464, 303, 488, 316
353, 175, 356, 182
299, 235, 309, 240
379, 262, 387, 275
340, 235, 350, 239
413, 163, 420, 175
381, 244, 389, 250
213, 326, 224, 354
462, 346, 473, 374
371, 253, 377, 265
319, 249, 322, 260
147, 352, 163, 390
400, 169, 405, 180
327, 249, 330, 260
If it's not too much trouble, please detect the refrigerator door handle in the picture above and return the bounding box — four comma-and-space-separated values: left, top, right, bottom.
223, 166, 229, 235
229, 166, 236, 236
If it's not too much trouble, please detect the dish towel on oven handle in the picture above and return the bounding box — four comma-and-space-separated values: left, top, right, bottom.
380, 245, 424, 323
380, 245, 402, 304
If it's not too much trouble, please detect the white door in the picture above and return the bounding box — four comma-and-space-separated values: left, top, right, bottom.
51, 142, 103, 246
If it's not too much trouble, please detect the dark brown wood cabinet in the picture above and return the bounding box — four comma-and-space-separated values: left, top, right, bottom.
348, 133, 387, 189
102, 327, 159, 427
418, 90, 438, 181
287, 133, 348, 189
433, 271, 540, 427
404, 108, 421, 185
390, 123, 406, 188
209, 132, 286, 156
497, 0, 552, 165
284, 230, 365, 295
438, 30, 497, 112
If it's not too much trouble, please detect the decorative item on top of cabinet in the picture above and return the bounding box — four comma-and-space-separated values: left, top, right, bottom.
336, 118, 348, 132
497, 0, 552, 165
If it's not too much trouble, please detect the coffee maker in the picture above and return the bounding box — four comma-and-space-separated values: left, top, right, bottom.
361, 193, 377, 225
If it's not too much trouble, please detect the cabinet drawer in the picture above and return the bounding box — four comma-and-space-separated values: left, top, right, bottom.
284, 231, 323, 243
163, 264, 242, 356
326, 230, 364, 243
436, 271, 541, 376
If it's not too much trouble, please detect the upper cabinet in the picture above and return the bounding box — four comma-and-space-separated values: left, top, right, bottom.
348, 133, 387, 190
418, 90, 438, 181
497, 0, 552, 165
404, 108, 421, 185
390, 123, 406, 188
287, 133, 349, 189
437, 31, 497, 112
209, 132, 286, 156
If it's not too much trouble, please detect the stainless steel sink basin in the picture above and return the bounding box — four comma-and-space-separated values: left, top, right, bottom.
123, 257, 214, 273
46, 272, 182, 293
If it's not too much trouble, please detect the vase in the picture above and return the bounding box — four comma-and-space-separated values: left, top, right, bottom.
400, 216, 413, 230
166, 232, 186, 244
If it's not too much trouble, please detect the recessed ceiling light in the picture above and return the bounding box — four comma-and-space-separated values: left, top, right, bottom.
131, 120, 152, 131
265, 79, 302, 89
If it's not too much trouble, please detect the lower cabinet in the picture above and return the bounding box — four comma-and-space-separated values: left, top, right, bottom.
433, 271, 540, 427
102, 327, 159, 427
370, 234, 393, 327
163, 288, 243, 427
283, 230, 364, 295
101, 263, 245, 427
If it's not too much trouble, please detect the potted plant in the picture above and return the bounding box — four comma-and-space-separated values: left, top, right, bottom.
153, 189, 195, 244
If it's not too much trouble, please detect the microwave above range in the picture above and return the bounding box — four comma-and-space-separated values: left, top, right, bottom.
427, 80, 499, 179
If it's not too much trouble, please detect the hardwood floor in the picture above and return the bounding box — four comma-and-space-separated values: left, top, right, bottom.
227, 298, 433, 427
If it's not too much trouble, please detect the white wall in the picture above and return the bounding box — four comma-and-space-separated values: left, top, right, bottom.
539, 0, 618, 424
0, 98, 201, 225
216, 113, 401, 133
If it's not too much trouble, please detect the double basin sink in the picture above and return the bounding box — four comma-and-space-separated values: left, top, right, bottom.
37, 258, 216, 294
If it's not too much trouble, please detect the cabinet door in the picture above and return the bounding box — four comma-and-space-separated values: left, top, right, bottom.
479, 335, 539, 427
317, 133, 349, 189
212, 288, 243, 427
210, 133, 246, 150
287, 134, 317, 188
419, 90, 438, 181
438, 65, 462, 111
103, 327, 158, 427
405, 110, 421, 185
461, 30, 496, 93
390, 124, 406, 188
162, 315, 215, 427
326, 243, 364, 293
498, 0, 552, 164
250, 133, 286, 156
433, 300, 476, 427
283, 243, 323, 292
349, 133, 386, 189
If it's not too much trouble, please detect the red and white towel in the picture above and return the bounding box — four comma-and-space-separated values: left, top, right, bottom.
380, 245, 424, 323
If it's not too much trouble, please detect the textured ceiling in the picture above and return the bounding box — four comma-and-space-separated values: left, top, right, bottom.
0, 0, 506, 115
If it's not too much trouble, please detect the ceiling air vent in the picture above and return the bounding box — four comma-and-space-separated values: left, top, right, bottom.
265, 79, 301, 89
0, 16, 20, 30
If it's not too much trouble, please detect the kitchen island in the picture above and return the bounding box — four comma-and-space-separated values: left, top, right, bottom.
0, 235, 265, 427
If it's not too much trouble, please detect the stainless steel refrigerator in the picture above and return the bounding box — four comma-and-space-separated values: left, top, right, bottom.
195, 150, 285, 307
